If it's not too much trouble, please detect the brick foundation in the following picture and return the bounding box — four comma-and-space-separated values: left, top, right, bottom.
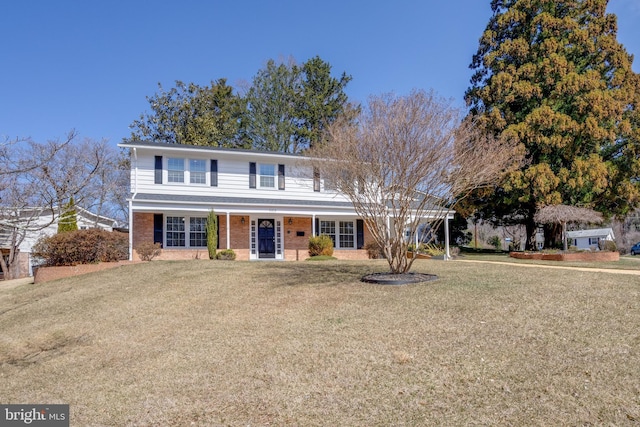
131, 213, 376, 262
509, 251, 620, 262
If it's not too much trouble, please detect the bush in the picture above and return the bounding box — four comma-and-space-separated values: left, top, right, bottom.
364, 240, 384, 259
308, 235, 334, 257
216, 249, 236, 260
33, 229, 129, 266
599, 240, 617, 252
487, 235, 502, 250
135, 242, 162, 261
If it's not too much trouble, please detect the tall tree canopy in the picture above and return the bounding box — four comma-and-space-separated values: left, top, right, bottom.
125, 79, 248, 148
464, 0, 640, 248
244, 56, 354, 153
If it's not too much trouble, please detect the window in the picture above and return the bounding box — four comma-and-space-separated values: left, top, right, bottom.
339, 221, 355, 248
320, 220, 336, 245
166, 216, 185, 247
259, 164, 276, 188
168, 158, 185, 183
189, 159, 206, 184
319, 220, 356, 249
190, 217, 207, 247
589, 237, 600, 245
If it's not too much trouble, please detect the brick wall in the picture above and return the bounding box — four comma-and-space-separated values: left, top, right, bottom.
132, 212, 154, 249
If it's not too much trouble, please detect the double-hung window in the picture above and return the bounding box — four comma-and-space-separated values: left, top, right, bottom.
190, 217, 207, 247
190, 159, 206, 184
166, 216, 186, 247
339, 221, 355, 248
168, 158, 185, 183
319, 220, 355, 249
259, 164, 276, 188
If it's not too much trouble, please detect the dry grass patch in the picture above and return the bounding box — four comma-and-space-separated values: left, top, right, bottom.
1, 259, 639, 425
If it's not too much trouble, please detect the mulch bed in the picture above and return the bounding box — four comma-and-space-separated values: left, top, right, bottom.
361, 272, 438, 285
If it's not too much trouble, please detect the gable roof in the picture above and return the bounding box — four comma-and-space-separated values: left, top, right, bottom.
566, 228, 614, 239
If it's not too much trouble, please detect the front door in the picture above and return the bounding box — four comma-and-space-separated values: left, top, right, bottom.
258, 219, 275, 258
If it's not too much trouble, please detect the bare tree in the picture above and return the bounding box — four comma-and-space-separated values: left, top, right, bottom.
308, 90, 521, 274
0, 132, 127, 279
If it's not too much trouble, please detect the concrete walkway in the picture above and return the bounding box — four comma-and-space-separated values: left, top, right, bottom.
0, 277, 35, 291
456, 259, 640, 276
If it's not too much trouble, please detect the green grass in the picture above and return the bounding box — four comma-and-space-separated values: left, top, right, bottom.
1, 259, 639, 426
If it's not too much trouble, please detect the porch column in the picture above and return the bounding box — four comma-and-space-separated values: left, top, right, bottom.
226, 212, 230, 250
312, 214, 316, 236
444, 214, 451, 261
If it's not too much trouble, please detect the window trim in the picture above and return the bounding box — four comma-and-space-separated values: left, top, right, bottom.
258, 163, 277, 189
319, 219, 356, 249
167, 157, 186, 183
164, 215, 208, 248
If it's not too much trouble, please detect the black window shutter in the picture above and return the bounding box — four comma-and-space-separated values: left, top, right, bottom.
153, 214, 163, 247
154, 156, 163, 184
278, 164, 285, 190
315, 218, 320, 237
313, 168, 320, 192
357, 219, 365, 249
210, 159, 218, 187
249, 162, 256, 188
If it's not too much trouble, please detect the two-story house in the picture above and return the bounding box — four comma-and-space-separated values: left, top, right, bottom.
120, 141, 454, 261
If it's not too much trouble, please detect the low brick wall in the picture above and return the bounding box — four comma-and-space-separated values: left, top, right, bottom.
510, 252, 620, 262
34, 261, 137, 284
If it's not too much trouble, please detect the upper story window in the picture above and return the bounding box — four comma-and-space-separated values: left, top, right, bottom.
259, 164, 276, 188
190, 159, 206, 184
168, 158, 185, 183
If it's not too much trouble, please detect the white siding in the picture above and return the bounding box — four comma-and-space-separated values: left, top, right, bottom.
130, 147, 351, 204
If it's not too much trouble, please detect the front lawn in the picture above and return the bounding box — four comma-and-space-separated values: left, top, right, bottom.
1, 260, 638, 425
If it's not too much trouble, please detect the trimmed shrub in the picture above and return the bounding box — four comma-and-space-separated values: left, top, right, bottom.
364, 240, 384, 259
216, 249, 236, 260
33, 229, 128, 266
135, 242, 162, 261
599, 240, 617, 252
206, 210, 218, 260
308, 235, 334, 257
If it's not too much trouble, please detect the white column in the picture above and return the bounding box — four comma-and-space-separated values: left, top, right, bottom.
128, 200, 133, 261
312, 214, 316, 236
444, 214, 451, 261
226, 212, 231, 250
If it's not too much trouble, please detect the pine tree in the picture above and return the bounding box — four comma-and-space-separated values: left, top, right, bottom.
57, 197, 78, 233
465, 0, 640, 249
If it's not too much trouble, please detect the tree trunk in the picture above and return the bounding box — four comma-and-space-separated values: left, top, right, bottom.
525, 213, 538, 251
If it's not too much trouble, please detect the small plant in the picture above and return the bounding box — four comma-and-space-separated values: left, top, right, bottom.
216, 249, 236, 260
487, 235, 502, 250
423, 243, 446, 256
599, 240, 617, 252
135, 242, 161, 261
364, 240, 384, 259
308, 234, 334, 257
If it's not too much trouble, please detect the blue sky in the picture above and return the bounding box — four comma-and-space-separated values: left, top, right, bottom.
1, 1, 639, 146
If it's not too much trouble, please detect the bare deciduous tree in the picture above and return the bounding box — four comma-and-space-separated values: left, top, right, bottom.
308, 90, 522, 274
0, 131, 128, 279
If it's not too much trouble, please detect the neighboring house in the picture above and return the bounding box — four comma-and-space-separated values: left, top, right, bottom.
119, 141, 455, 261
566, 228, 615, 251
0, 207, 120, 279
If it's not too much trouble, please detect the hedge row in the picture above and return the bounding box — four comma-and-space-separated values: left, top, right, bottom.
33, 229, 129, 266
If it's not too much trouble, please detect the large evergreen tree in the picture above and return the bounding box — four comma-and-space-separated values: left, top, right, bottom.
465, 0, 640, 249
244, 56, 353, 153
125, 79, 248, 148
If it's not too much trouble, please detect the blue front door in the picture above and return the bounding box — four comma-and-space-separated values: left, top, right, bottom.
258, 219, 275, 258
